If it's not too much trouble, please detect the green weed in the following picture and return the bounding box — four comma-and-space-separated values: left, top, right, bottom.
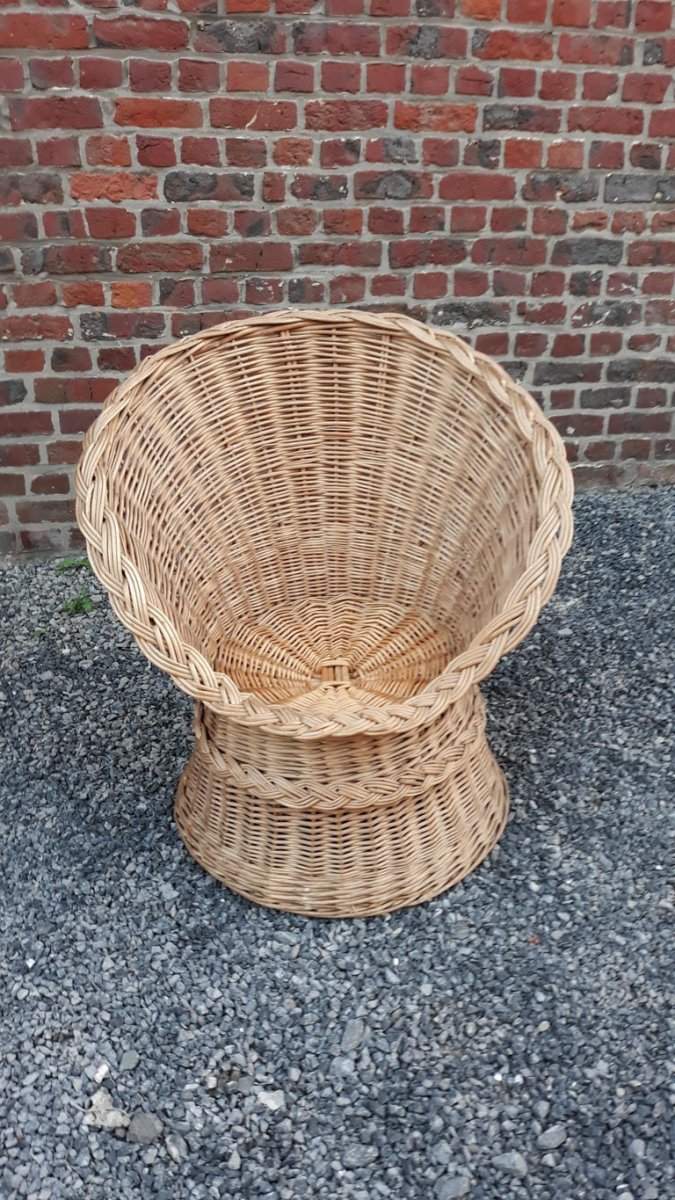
56, 556, 90, 574
61, 590, 94, 616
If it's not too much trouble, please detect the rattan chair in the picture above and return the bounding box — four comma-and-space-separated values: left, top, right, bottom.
77, 309, 573, 917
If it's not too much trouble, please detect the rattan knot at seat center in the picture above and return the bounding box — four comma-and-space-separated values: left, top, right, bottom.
76, 308, 573, 917
319, 660, 352, 685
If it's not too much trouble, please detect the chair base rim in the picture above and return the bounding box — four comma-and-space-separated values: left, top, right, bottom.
173, 712, 509, 918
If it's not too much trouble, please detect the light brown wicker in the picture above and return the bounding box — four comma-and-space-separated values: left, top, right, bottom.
76, 308, 573, 917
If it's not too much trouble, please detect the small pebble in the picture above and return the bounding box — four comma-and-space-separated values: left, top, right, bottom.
435, 1175, 471, 1199
258, 1090, 285, 1112
127, 1113, 163, 1145
492, 1151, 528, 1177
341, 1018, 366, 1054
165, 1133, 188, 1162
119, 1050, 140, 1073
537, 1124, 568, 1150
343, 1144, 379, 1169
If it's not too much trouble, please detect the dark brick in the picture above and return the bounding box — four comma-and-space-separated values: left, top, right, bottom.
321, 139, 360, 169
643, 39, 664, 64
552, 238, 623, 265
464, 139, 500, 169
605, 174, 658, 202
0, 379, 27, 406
487, 271, 526, 296
0, 173, 62, 205
141, 209, 180, 238
355, 171, 424, 200
656, 176, 675, 202
572, 300, 641, 326
483, 105, 561, 133
196, 20, 282, 55
415, 0, 454, 12
159, 278, 195, 306
393, 26, 442, 59
45, 211, 87, 238
607, 359, 642, 382
608, 358, 675, 382
534, 361, 602, 385
380, 137, 418, 164
290, 175, 348, 201
164, 171, 253, 202
522, 172, 599, 202
288, 278, 325, 304
570, 271, 603, 297
502, 360, 528, 382
629, 144, 662, 170
51, 347, 91, 372
78, 314, 107, 343
432, 300, 510, 327
234, 212, 270, 239
579, 386, 631, 409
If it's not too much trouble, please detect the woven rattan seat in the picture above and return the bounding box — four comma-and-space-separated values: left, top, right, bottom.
77, 309, 573, 917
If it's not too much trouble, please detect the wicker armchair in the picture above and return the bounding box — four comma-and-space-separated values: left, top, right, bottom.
77, 309, 573, 917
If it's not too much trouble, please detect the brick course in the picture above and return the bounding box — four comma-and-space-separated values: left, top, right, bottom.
1, 0, 674, 553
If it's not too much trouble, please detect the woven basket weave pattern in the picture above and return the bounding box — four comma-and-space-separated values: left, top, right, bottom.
177, 691, 509, 919
77, 309, 573, 916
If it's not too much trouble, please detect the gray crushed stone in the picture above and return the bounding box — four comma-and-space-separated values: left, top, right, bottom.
436, 1175, 472, 1200
0, 488, 673, 1200
119, 1050, 140, 1074
128, 1112, 164, 1146
537, 1125, 567, 1151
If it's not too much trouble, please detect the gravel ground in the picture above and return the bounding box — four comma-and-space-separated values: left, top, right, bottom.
0, 488, 673, 1200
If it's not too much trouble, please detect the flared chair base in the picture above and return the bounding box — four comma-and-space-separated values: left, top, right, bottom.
173, 687, 509, 918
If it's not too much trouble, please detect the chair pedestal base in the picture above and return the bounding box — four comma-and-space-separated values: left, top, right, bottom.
173, 688, 509, 918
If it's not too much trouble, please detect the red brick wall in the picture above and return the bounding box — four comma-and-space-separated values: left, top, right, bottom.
1, 1, 674, 554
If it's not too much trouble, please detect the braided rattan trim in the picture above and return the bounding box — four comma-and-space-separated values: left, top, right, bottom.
193, 691, 485, 811
76, 308, 574, 739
